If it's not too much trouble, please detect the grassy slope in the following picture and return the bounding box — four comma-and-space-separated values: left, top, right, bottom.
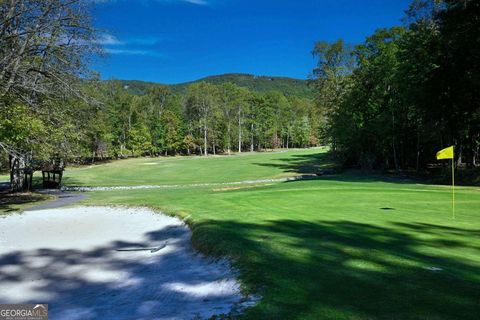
76, 149, 480, 319
62, 148, 329, 187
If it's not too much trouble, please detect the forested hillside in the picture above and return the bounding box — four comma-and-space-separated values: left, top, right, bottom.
109, 73, 314, 98
171, 74, 314, 98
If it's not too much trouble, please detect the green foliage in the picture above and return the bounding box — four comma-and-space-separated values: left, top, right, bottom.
41, 79, 320, 161
160, 110, 185, 155
172, 73, 314, 98
0, 99, 93, 161
128, 124, 152, 156
112, 73, 314, 99
315, 1, 480, 170
312, 39, 355, 146
0, 104, 46, 149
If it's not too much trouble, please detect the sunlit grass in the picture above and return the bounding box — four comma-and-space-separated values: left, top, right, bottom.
74, 149, 480, 319
61, 148, 330, 186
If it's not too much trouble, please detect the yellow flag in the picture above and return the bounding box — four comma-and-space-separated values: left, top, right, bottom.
436, 146, 454, 160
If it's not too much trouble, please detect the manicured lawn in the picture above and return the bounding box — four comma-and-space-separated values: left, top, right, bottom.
76, 149, 480, 319
61, 148, 331, 186
2, 149, 479, 319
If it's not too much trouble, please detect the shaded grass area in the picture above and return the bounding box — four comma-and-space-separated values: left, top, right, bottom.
253, 150, 338, 174
83, 174, 480, 319
433, 166, 480, 186
194, 219, 480, 319
0, 192, 54, 213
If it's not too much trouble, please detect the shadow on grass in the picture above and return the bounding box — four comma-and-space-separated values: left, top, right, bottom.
255, 151, 430, 185
59, 175, 87, 186
192, 219, 480, 319
254, 151, 335, 175
0, 191, 50, 213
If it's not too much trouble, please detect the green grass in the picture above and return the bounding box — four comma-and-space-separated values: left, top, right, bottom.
73, 149, 480, 319
4, 148, 480, 319
0, 192, 54, 213
61, 148, 331, 187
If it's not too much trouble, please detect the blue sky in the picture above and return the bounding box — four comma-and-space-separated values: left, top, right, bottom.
92, 0, 412, 84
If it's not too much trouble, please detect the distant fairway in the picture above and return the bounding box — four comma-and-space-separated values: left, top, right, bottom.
4, 148, 480, 319
62, 148, 331, 187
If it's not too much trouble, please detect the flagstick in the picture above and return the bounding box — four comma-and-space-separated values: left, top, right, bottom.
452, 158, 455, 219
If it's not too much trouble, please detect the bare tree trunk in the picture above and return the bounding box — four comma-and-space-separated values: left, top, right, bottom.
250, 123, 254, 152
392, 137, 399, 172
9, 155, 25, 192
457, 144, 463, 166
392, 113, 399, 171
238, 113, 242, 153
227, 122, 231, 154
474, 135, 479, 166
203, 120, 208, 156
416, 129, 421, 172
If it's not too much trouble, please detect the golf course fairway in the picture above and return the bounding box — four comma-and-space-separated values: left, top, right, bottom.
3, 148, 480, 319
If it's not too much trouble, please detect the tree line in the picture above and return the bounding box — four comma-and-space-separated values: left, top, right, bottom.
81, 81, 318, 160
312, 0, 479, 170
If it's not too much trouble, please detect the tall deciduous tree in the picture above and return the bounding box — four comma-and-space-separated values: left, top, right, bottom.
0, 0, 99, 191
0, 0, 99, 104
311, 39, 354, 149
185, 82, 219, 156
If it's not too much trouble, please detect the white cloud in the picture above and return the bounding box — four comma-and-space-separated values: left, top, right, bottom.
98, 33, 161, 46
105, 48, 165, 58
182, 0, 208, 5
96, 34, 124, 45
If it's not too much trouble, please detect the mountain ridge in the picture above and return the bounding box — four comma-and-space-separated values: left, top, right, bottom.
107, 73, 314, 98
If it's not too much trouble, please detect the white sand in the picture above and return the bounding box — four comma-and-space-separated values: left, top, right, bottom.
0, 206, 253, 319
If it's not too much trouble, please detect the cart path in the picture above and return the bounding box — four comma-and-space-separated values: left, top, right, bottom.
24, 190, 87, 211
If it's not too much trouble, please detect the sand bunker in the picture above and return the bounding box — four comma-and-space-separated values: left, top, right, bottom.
0, 206, 253, 319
